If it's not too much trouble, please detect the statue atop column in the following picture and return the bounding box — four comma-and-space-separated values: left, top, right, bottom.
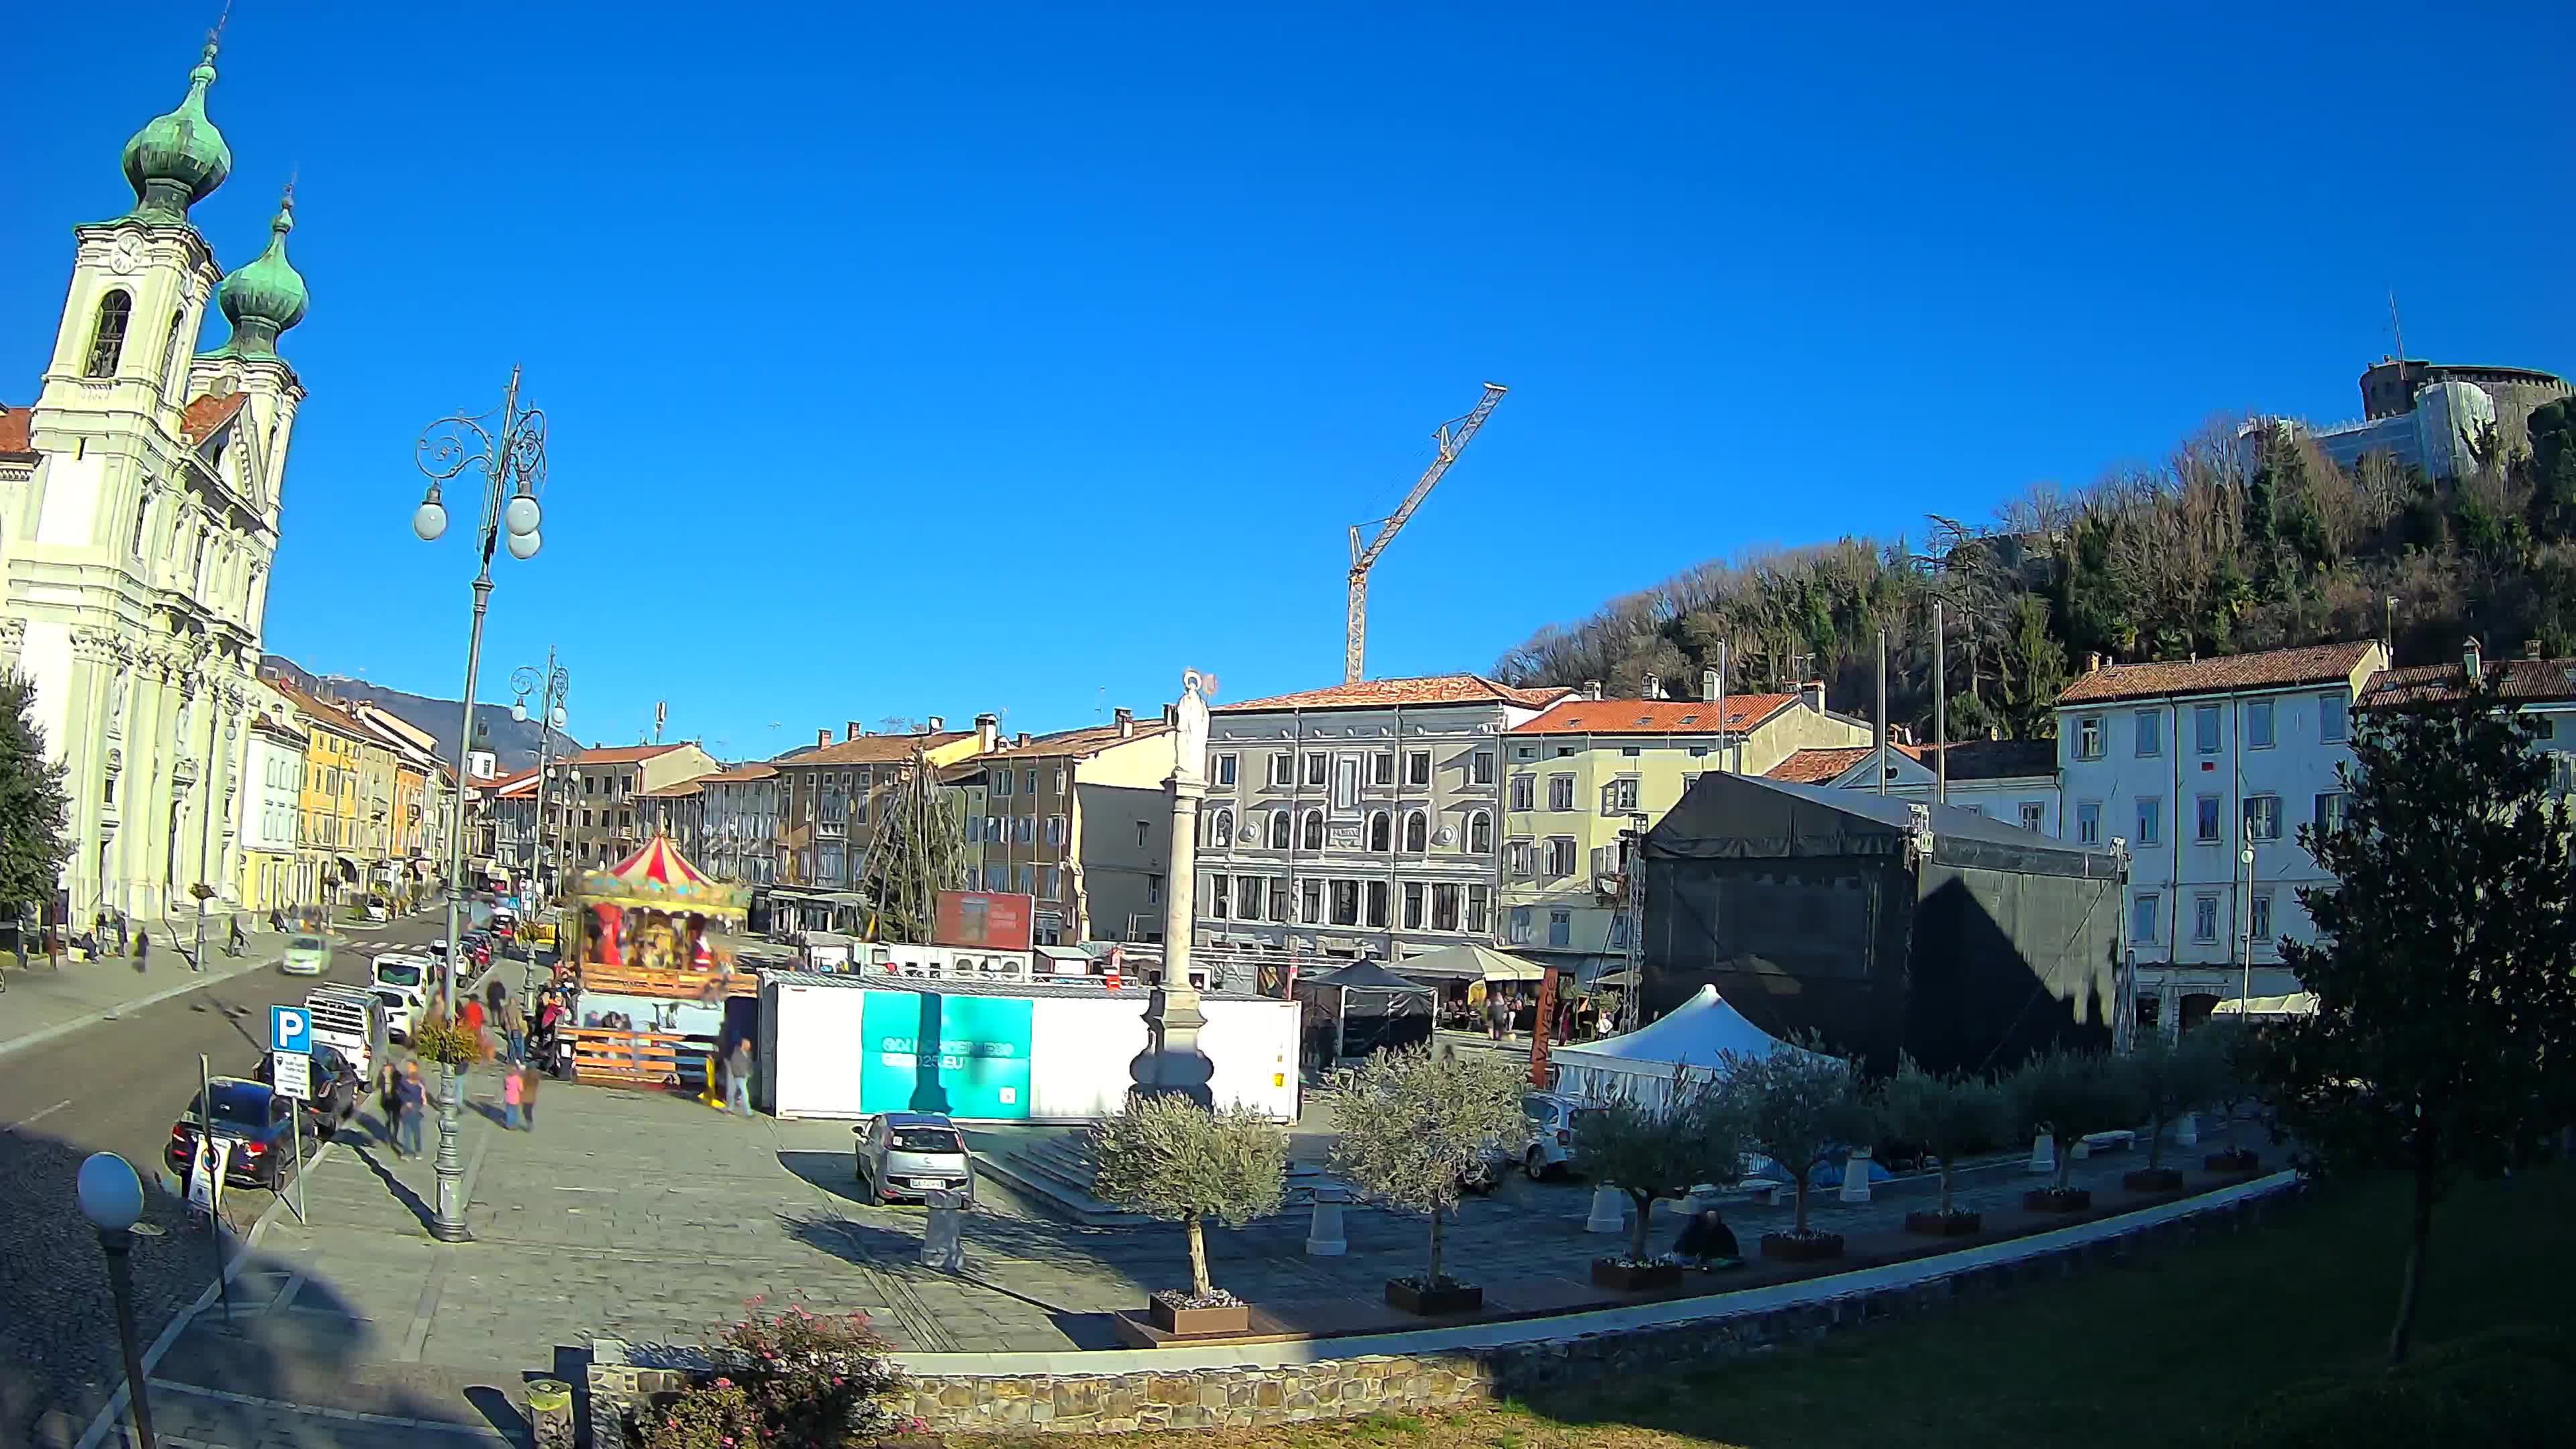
1132, 668, 1216, 1108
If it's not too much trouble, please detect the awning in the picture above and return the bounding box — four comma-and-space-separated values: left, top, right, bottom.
2212, 991, 2319, 1018
1393, 944, 1547, 982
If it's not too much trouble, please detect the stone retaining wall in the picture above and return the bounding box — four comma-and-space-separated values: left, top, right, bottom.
591, 1179, 2298, 1440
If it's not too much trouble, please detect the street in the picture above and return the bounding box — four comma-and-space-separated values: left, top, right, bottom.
0, 912, 451, 1447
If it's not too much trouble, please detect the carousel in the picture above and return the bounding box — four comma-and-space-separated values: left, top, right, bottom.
561, 834, 753, 996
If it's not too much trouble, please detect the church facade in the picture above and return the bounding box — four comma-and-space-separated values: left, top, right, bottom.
0, 37, 311, 924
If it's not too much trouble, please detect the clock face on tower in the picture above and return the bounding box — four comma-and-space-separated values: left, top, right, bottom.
109, 235, 144, 276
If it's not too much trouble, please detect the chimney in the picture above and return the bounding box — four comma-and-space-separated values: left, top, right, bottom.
1015, 732, 1031, 747
2463, 636, 2483, 687
925, 715, 945, 732
1801, 681, 1825, 714
2086, 652, 2103, 674
1642, 673, 1662, 700
816, 728, 830, 749
1163, 703, 1179, 727
1582, 680, 1603, 701
1114, 706, 1134, 737
973, 712, 1000, 752
2524, 639, 2542, 661
846, 721, 863, 742
1701, 669, 1721, 702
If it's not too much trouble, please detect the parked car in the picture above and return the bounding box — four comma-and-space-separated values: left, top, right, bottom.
853, 1112, 975, 1207
363, 896, 390, 923
1519, 1091, 1603, 1181
372, 953, 434, 1018
252, 1043, 361, 1136
166, 1078, 305, 1191
373, 985, 424, 1044
280, 931, 331, 976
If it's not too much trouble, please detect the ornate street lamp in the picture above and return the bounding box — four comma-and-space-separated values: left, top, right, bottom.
413, 367, 547, 1244
511, 653, 570, 1002
76, 1152, 159, 1449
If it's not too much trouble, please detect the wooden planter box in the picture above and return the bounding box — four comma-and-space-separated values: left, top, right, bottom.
1146, 1298, 1250, 1336
2204, 1150, 2262, 1173
2024, 1188, 2092, 1213
1384, 1278, 1483, 1316
2123, 1167, 2185, 1192
1904, 1209, 1983, 1237
1759, 1231, 1846, 1263
1590, 1259, 1684, 1292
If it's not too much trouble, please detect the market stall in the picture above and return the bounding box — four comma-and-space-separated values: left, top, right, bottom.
1550, 983, 1829, 1108
1295, 959, 1435, 1067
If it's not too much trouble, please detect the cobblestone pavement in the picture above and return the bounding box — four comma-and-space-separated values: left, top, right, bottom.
110, 1065, 2246, 1446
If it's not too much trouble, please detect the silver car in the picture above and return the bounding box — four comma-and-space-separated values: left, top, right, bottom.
1519, 1091, 1604, 1180
853, 1112, 975, 1208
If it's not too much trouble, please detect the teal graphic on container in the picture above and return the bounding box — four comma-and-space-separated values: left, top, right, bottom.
860, 990, 1034, 1120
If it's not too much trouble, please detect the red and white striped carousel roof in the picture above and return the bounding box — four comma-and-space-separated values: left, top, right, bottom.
606, 833, 713, 891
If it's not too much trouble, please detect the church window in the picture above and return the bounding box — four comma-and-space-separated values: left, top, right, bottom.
129, 492, 151, 557
85, 290, 133, 378
158, 311, 186, 398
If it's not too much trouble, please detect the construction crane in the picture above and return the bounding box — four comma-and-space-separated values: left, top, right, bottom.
1344, 382, 1508, 684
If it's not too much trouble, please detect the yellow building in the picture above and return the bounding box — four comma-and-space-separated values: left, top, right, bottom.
234, 683, 306, 915
1499, 680, 1871, 981
276, 684, 392, 911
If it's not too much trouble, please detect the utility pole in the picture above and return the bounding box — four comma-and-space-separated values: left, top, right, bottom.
1933, 601, 1947, 807
1874, 627, 1890, 794
1344, 384, 1507, 684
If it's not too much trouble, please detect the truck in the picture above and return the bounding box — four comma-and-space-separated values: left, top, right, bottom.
305, 984, 389, 1083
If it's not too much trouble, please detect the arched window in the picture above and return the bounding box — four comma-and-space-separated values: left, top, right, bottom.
1209, 808, 1232, 849
158, 310, 186, 398
85, 290, 133, 378
1300, 808, 1324, 851
1467, 811, 1492, 853
1403, 810, 1428, 853
129, 491, 152, 557
1368, 810, 1391, 852
1267, 810, 1291, 849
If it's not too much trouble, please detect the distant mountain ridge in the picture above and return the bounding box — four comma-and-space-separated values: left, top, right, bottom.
258, 655, 578, 774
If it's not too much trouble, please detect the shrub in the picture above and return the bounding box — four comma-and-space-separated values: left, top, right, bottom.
1875, 1057, 2007, 1216
1720, 1038, 1875, 1236
2128, 1028, 2229, 1171
2008, 1049, 2141, 1193
1570, 1064, 1749, 1261
2224, 1325, 2576, 1447
1327, 1044, 1527, 1288
1090, 1095, 1289, 1303
410, 1019, 484, 1068
635, 1300, 910, 1448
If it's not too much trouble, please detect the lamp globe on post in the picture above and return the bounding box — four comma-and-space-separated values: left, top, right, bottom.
76, 1152, 159, 1449
413, 488, 449, 542
506, 529, 541, 560
512, 698, 529, 724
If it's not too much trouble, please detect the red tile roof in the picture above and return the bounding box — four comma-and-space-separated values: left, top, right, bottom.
2365, 655, 2576, 707
568, 743, 698, 765
697, 763, 780, 784
1768, 744, 1920, 784
1509, 694, 1796, 736
640, 780, 704, 798
1915, 739, 2059, 781
0, 404, 32, 457
2055, 641, 2382, 706
178, 392, 248, 446
1216, 674, 1569, 713
775, 731, 971, 768
272, 682, 370, 739
977, 720, 1172, 761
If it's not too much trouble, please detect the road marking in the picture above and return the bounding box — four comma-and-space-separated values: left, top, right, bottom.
143, 1381, 517, 1441
3, 1099, 72, 1132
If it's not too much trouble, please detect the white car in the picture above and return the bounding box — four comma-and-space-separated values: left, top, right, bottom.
372, 953, 434, 1018
280, 932, 331, 976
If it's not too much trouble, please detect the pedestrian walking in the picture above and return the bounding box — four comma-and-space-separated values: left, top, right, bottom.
518, 1061, 541, 1130
113, 911, 129, 957
500, 991, 527, 1065
1485, 990, 1509, 1042
459, 994, 487, 1057
501, 1063, 525, 1130
227, 916, 246, 957
727, 1036, 755, 1118
131, 928, 149, 974
394, 1062, 427, 1157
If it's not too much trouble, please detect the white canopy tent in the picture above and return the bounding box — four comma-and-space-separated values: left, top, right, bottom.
2212, 991, 2319, 1018
1550, 983, 1832, 1109
1393, 943, 1546, 982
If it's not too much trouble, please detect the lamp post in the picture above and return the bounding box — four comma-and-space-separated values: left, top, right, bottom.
511, 653, 569, 1002
76, 1152, 159, 1449
2239, 845, 2257, 1019
413, 367, 547, 1244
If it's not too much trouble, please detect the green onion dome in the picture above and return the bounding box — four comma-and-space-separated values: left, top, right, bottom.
121, 42, 231, 223
209, 191, 308, 360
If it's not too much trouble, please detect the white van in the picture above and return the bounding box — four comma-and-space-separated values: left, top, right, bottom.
305, 985, 388, 1082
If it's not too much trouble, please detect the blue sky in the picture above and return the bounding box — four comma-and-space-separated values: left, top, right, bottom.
8, 3, 2571, 758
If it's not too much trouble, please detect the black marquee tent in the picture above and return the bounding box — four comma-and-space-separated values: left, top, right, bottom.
1640, 773, 2123, 1077
1295, 960, 1436, 1065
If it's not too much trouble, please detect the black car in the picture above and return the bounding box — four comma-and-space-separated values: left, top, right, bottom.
166, 1077, 305, 1191
252, 1043, 361, 1137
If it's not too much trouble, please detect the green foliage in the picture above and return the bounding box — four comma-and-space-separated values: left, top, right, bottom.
1327, 1044, 1528, 1283
2255, 680, 2576, 1363
1569, 1066, 1752, 1260
1995, 594, 2068, 740
634, 1301, 910, 1448
2224, 1325, 2576, 1448
2524, 396, 2576, 543
1090, 1095, 1289, 1299
2126, 1028, 2231, 1170
1875, 1057, 2008, 1214
2006, 1050, 2141, 1192
1721, 1040, 1875, 1236
0, 670, 72, 909
410, 1020, 484, 1067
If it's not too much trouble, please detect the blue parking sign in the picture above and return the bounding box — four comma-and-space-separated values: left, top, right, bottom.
270, 1004, 311, 1055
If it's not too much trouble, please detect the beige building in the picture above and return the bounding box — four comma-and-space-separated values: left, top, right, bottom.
771, 721, 986, 896
946, 708, 1175, 946
561, 742, 721, 870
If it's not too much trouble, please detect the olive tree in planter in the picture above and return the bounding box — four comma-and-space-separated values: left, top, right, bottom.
2124, 1027, 2229, 1191
2194, 1021, 2263, 1173
2008, 1049, 2141, 1212
1721, 1040, 1875, 1262
1570, 1066, 1750, 1291
1089, 1094, 1289, 1336
1877, 1057, 2007, 1236
1326, 1042, 1527, 1315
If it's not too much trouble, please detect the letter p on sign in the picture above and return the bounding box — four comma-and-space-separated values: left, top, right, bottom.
271, 1005, 311, 1055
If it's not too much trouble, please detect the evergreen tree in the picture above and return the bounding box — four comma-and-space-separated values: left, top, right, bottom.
1996, 595, 2069, 740
2255, 679, 2576, 1366
2524, 396, 2576, 543
0, 670, 72, 915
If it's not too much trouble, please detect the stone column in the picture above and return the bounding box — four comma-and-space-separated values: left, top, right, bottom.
1132, 671, 1216, 1108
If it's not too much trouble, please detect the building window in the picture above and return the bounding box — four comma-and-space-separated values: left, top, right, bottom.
1268, 810, 1291, 849
1044, 814, 1066, 845
2135, 709, 2163, 757
1269, 878, 1290, 920
1507, 906, 1534, 945
1210, 875, 1230, 919
2019, 800, 2046, 833
2135, 796, 2162, 847
1600, 777, 1640, 814
1050, 765, 1066, 792
985, 815, 1002, 842
1214, 753, 1237, 787
1042, 865, 1064, 900
1467, 883, 1490, 934
1510, 775, 1534, 810
2131, 892, 2159, 945
2076, 800, 2101, 846
2313, 791, 2347, 839
1148, 875, 1163, 906
1366, 880, 1389, 928
1548, 774, 1575, 811
1402, 881, 1425, 930
1466, 811, 1492, 852
1013, 864, 1034, 894
1547, 910, 1570, 948
1022, 768, 1038, 796
2247, 699, 2275, 750
1209, 808, 1232, 848
1300, 809, 1325, 851
85, 289, 133, 377
1406, 750, 1432, 786
1299, 879, 1323, 924
1545, 837, 1578, 877
2076, 716, 2104, 760
2195, 704, 2221, 754
2196, 795, 2222, 843
1505, 839, 1533, 877
1368, 810, 1391, 852
1470, 751, 1495, 786
2244, 795, 2282, 842
1304, 752, 1329, 788
2193, 894, 2220, 944
1403, 810, 1428, 852
994, 769, 1013, 798
1013, 816, 1035, 844
1267, 753, 1293, 788
2320, 692, 2347, 743
2250, 890, 2274, 941
1333, 755, 1361, 810
1371, 750, 1396, 786
1431, 883, 1460, 930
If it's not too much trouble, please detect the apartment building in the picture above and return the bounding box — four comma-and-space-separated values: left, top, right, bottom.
1768, 737, 2061, 835
561, 742, 722, 871
945, 708, 1173, 946
696, 763, 781, 884
1501, 674, 1872, 983
1193, 674, 1566, 961
275, 683, 395, 909
235, 684, 306, 915
2363, 638, 2576, 788
771, 720, 985, 891
2055, 639, 2389, 1034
